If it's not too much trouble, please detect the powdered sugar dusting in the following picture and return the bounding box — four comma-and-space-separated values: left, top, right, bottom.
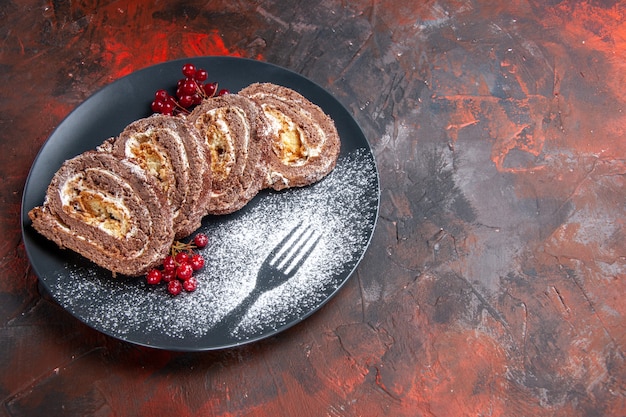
47, 148, 378, 348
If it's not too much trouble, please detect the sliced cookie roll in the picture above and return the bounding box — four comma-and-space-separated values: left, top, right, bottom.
108, 114, 211, 239
239, 83, 340, 191
28, 151, 174, 277
187, 94, 269, 215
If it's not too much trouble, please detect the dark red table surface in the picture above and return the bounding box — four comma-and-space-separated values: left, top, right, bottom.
2, 1, 625, 416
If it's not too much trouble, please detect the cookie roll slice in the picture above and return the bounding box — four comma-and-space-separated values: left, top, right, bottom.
239, 83, 340, 191
187, 94, 269, 215
109, 114, 211, 239
28, 151, 175, 277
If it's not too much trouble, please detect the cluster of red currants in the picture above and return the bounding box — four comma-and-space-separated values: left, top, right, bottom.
145, 232, 209, 295
150, 63, 229, 115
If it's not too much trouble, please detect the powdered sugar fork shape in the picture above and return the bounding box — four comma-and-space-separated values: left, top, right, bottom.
212, 222, 321, 336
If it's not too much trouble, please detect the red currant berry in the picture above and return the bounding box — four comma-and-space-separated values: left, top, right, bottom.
194, 233, 208, 248
175, 252, 189, 265
146, 269, 162, 285
162, 101, 174, 115
163, 255, 176, 272
182, 63, 196, 78
194, 69, 208, 82
183, 276, 198, 292
179, 95, 194, 108
203, 82, 217, 97
180, 79, 197, 95
218, 88, 230, 96
162, 269, 176, 283
151, 100, 165, 113
168, 279, 183, 295
192, 93, 202, 105
190, 254, 204, 271
155, 89, 170, 101
176, 262, 194, 281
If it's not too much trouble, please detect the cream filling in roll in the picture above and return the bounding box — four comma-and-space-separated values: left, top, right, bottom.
195, 106, 250, 182
260, 103, 323, 166
123, 127, 191, 219
60, 171, 137, 239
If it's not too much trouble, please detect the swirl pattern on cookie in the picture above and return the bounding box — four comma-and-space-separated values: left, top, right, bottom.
28, 151, 174, 276
239, 83, 340, 191
187, 94, 269, 215
109, 114, 211, 238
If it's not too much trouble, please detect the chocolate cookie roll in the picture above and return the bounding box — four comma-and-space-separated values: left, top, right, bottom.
108, 114, 211, 239
28, 151, 175, 276
239, 83, 340, 191
187, 94, 269, 215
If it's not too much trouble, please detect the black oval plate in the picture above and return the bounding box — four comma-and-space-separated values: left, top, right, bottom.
21, 57, 379, 351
